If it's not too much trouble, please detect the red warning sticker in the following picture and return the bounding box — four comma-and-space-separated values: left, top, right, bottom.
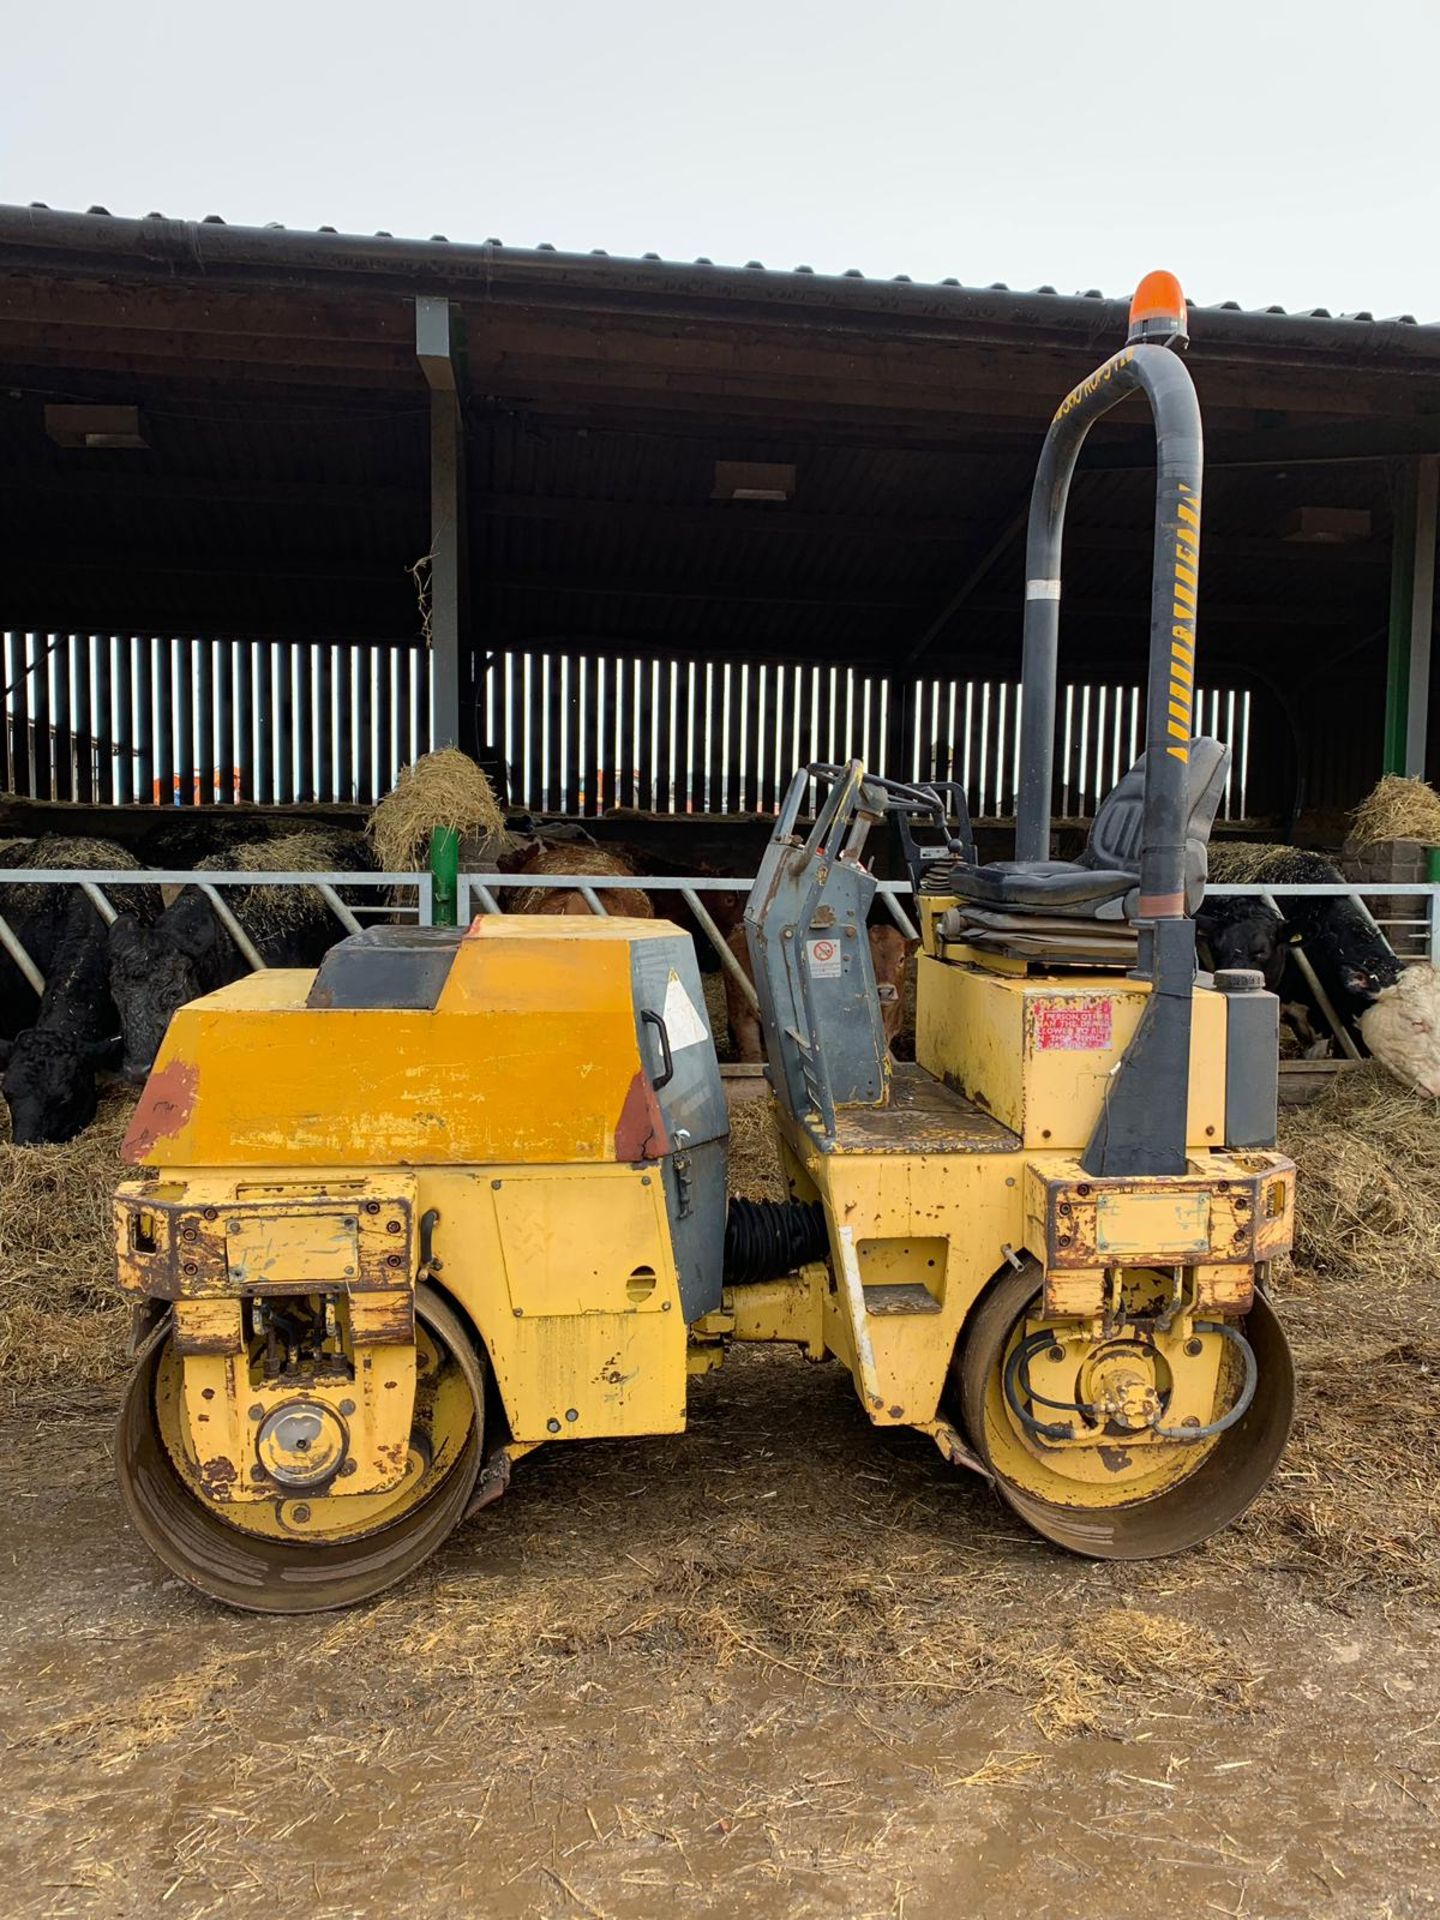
1033, 997, 1112, 1052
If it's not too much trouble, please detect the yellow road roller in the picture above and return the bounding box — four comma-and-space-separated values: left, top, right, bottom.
113, 272, 1296, 1611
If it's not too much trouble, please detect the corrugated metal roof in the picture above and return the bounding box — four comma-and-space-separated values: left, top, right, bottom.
0, 202, 1423, 681
22, 200, 1422, 327
3, 204, 1434, 369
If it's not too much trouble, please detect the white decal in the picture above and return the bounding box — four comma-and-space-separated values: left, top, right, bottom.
807, 936, 843, 979
661, 971, 710, 1050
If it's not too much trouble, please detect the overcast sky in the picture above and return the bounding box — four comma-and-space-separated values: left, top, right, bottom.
5, 0, 1437, 321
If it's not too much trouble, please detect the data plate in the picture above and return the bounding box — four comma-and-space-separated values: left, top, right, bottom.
226, 1211, 361, 1287
1095, 1189, 1211, 1258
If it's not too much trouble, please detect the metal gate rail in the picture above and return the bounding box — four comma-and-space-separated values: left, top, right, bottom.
0, 869, 431, 994
5, 867, 1435, 1009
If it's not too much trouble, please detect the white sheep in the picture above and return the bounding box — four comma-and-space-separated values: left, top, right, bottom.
1359, 963, 1440, 1097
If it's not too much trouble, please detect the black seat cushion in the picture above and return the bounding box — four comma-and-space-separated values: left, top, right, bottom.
944, 738, 1230, 922
944, 860, 1135, 912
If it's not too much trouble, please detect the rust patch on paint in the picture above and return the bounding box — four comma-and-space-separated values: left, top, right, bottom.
198, 1453, 238, 1500
614, 1071, 669, 1163
122, 1057, 200, 1164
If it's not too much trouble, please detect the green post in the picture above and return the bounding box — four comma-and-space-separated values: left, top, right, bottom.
1384, 463, 1417, 776
1384, 457, 1438, 777
429, 825, 459, 927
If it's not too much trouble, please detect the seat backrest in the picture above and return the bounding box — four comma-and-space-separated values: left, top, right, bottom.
1082, 737, 1231, 911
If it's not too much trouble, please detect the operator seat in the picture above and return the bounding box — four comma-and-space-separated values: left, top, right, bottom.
928, 738, 1229, 939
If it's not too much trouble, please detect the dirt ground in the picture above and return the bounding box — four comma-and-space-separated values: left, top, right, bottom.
4, 1096, 1440, 1917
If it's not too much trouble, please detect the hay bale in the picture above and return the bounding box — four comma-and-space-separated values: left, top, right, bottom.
507, 843, 653, 919
1279, 1063, 1440, 1286
367, 749, 506, 872
0, 834, 147, 921
1208, 839, 1292, 884
726, 1098, 787, 1202
195, 829, 371, 940
1350, 773, 1440, 849
702, 970, 736, 1062
0, 1086, 136, 1407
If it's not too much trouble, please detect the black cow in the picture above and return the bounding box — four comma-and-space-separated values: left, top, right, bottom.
1, 894, 122, 1144
1203, 847, 1403, 1051
109, 891, 234, 1084
1196, 895, 1287, 992
108, 833, 372, 1084
1, 835, 145, 1040
1269, 849, 1402, 1022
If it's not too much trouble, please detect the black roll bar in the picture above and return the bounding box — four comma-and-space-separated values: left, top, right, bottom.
1015, 341, 1203, 927
1009, 284, 1206, 1178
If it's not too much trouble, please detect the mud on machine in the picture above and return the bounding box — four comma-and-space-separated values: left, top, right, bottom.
113, 273, 1297, 1611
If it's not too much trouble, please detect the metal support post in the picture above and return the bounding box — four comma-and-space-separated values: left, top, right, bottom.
429, 826, 460, 927
882, 674, 911, 783
417, 296, 468, 754
1384, 455, 1439, 776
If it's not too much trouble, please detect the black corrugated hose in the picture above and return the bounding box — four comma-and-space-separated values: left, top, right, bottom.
723, 1198, 829, 1287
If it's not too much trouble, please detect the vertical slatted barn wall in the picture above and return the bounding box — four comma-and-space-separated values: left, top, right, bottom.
1, 634, 433, 806
3, 634, 1255, 823
483, 650, 892, 816
907, 676, 1252, 822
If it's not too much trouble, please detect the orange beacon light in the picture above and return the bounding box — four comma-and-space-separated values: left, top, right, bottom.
1127, 269, 1189, 347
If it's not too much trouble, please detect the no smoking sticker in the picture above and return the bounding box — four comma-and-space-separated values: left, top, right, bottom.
807, 937, 843, 980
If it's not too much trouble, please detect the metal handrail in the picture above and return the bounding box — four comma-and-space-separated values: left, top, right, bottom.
0, 868, 433, 993
5, 864, 1434, 1002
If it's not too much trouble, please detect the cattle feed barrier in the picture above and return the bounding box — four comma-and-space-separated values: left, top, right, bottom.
3, 868, 1438, 1008
0, 870, 433, 994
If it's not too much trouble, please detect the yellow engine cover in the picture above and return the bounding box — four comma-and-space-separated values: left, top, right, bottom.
914, 954, 1226, 1151
117, 915, 720, 1455
123, 915, 675, 1169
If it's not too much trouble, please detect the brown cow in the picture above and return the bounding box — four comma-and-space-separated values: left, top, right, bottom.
507, 844, 653, 919
724, 922, 918, 1063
